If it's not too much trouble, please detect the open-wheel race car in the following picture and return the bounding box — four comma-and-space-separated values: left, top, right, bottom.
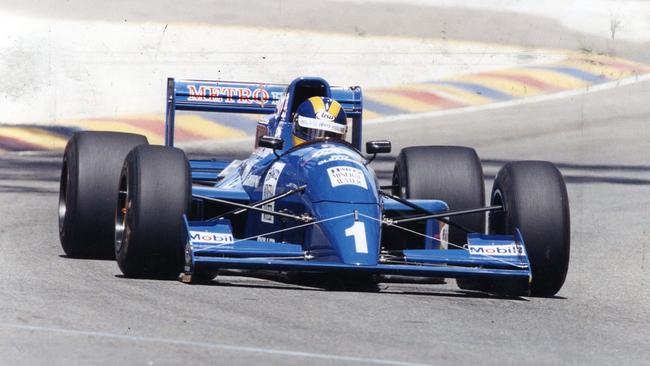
58, 76, 570, 297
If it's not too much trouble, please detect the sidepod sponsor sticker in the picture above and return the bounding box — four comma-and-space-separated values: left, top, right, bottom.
242, 174, 261, 187
467, 243, 526, 256
327, 166, 368, 189
261, 162, 286, 223
189, 231, 234, 245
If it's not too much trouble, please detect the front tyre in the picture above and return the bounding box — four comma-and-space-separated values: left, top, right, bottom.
59, 132, 148, 259
489, 161, 570, 297
115, 145, 191, 279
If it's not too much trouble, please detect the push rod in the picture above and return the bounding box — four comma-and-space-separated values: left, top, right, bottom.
392, 205, 503, 224
207, 185, 306, 222
379, 191, 475, 233
194, 194, 311, 222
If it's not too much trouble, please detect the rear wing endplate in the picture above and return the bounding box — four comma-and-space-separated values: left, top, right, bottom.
165, 78, 364, 148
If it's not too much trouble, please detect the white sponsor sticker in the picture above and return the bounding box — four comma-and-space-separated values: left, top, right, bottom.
317, 154, 362, 166
467, 243, 526, 257
275, 92, 289, 118
217, 160, 242, 178
189, 231, 234, 245
316, 110, 335, 120
438, 223, 449, 250
240, 160, 253, 177
297, 115, 347, 135
311, 147, 347, 158
327, 166, 368, 189
220, 177, 241, 189
252, 147, 272, 158
261, 204, 276, 223
242, 174, 261, 187
274, 123, 284, 138
261, 162, 286, 223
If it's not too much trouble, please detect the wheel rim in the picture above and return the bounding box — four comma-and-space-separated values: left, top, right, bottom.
115, 171, 129, 252
58, 157, 68, 231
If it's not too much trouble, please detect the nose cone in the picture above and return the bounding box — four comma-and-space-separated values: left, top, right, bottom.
310, 201, 381, 265
293, 142, 381, 264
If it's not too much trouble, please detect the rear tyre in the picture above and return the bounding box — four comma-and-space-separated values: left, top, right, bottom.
489, 161, 570, 297
392, 146, 485, 246
59, 131, 148, 259
392, 146, 485, 287
115, 145, 191, 279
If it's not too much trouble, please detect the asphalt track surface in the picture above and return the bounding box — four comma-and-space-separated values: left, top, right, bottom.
2, 2, 650, 365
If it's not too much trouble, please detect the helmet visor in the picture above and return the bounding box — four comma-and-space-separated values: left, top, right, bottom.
296, 115, 347, 139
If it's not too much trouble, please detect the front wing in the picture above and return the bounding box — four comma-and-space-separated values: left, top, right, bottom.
182, 217, 532, 288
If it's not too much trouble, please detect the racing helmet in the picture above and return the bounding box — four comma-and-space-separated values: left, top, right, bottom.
292, 96, 347, 146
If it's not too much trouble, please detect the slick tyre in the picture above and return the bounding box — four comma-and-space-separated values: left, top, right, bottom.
115, 145, 190, 279
489, 161, 570, 297
392, 146, 485, 246
59, 131, 148, 259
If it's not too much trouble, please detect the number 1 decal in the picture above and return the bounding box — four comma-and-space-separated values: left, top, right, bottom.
345, 221, 368, 253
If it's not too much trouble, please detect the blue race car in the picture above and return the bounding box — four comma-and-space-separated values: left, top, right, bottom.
58, 76, 570, 297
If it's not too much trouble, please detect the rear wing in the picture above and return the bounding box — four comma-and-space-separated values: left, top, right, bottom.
165, 78, 364, 148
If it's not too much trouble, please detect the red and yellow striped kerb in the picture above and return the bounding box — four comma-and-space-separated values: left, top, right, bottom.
1, 54, 648, 153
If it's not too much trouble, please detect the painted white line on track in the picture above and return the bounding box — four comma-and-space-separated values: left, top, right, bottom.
0, 322, 432, 366
366, 73, 650, 126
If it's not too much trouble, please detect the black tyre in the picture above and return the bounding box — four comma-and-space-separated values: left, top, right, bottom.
392, 146, 485, 246
115, 145, 190, 279
59, 131, 148, 259
489, 161, 570, 297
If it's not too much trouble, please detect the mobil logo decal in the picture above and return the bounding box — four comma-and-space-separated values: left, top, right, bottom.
189, 231, 234, 244
468, 243, 526, 256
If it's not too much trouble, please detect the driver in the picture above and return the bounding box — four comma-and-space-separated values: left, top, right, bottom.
292, 96, 347, 146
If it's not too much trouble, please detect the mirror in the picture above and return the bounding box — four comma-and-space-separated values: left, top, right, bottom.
366, 140, 391, 154
258, 136, 284, 156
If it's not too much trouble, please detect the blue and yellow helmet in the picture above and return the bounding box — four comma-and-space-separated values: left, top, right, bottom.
292, 96, 347, 146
